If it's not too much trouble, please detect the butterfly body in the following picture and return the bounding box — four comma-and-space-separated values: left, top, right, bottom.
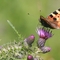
40, 9, 60, 29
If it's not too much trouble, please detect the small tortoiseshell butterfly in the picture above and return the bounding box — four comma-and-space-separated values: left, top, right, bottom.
39, 9, 60, 29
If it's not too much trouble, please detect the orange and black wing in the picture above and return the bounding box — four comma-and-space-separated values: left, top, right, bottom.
39, 8, 60, 29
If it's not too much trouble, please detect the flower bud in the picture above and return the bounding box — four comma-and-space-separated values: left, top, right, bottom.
24, 35, 35, 46
34, 57, 39, 60
40, 46, 51, 53
27, 55, 34, 60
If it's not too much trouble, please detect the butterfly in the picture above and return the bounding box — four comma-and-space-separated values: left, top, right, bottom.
39, 9, 60, 29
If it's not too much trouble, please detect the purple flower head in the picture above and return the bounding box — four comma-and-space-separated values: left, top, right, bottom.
24, 35, 35, 46
27, 55, 34, 60
36, 27, 53, 40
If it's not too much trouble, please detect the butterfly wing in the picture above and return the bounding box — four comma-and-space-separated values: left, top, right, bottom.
40, 15, 58, 29
39, 9, 60, 29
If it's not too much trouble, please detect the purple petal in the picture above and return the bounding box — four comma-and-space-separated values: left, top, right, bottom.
36, 28, 53, 40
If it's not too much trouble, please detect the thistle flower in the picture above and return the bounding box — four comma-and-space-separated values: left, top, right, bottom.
37, 27, 53, 48
24, 35, 35, 46
40, 46, 51, 53
36, 27, 53, 40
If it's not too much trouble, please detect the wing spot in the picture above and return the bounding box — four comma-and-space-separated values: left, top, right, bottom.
53, 17, 57, 21
58, 16, 59, 17
49, 14, 53, 18
58, 9, 60, 11
53, 11, 58, 15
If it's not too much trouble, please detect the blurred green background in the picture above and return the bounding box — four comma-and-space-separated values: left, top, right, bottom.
0, 0, 60, 60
